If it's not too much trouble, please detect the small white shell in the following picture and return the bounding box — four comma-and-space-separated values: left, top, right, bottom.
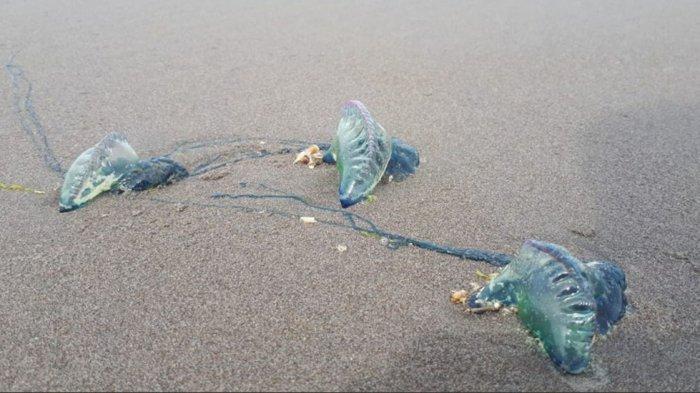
300, 216, 317, 224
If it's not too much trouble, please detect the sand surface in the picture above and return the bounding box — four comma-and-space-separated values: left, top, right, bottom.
1, 0, 698, 391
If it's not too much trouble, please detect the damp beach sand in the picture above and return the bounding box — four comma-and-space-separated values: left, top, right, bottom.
1, 1, 698, 391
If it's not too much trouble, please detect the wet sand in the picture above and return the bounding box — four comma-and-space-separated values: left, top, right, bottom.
1, 1, 698, 391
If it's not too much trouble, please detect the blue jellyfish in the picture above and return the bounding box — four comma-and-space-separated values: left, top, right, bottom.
59, 133, 188, 212
467, 240, 628, 374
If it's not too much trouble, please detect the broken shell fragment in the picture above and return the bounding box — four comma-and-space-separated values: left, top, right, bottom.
451, 290, 469, 304
300, 216, 317, 224
465, 302, 503, 314
293, 144, 324, 168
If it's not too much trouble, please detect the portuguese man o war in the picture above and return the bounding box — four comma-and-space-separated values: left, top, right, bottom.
59, 133, 139, 211
318, 100, 420, 207
330, 100, 394, 208
466, 240, 628, 374
7, 60, 628, 377
59, 133, 188, 212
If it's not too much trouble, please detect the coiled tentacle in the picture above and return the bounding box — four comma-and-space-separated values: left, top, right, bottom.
119, 157, 189, 191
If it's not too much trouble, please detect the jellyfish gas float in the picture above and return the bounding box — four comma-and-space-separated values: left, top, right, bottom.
321, 100, 420, 207
467, 240, 628, 374
59, 133, 188, 212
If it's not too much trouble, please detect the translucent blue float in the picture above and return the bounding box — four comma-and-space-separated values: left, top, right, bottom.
468, 240, 628, 374
324, 101, 419, 207
59, 133, 188, 212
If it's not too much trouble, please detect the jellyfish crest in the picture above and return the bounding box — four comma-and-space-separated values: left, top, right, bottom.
583, 260, 628, 335
59, 132, 139, 212
515, 241, 597, 374
333, 100, 392, 208
96, 132, 139, 168
119, 157, 189, 191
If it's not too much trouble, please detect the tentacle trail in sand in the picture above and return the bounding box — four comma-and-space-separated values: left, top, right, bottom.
4, 58, 64, 176
149, 183, 512, 267
162, 138, 329, 177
